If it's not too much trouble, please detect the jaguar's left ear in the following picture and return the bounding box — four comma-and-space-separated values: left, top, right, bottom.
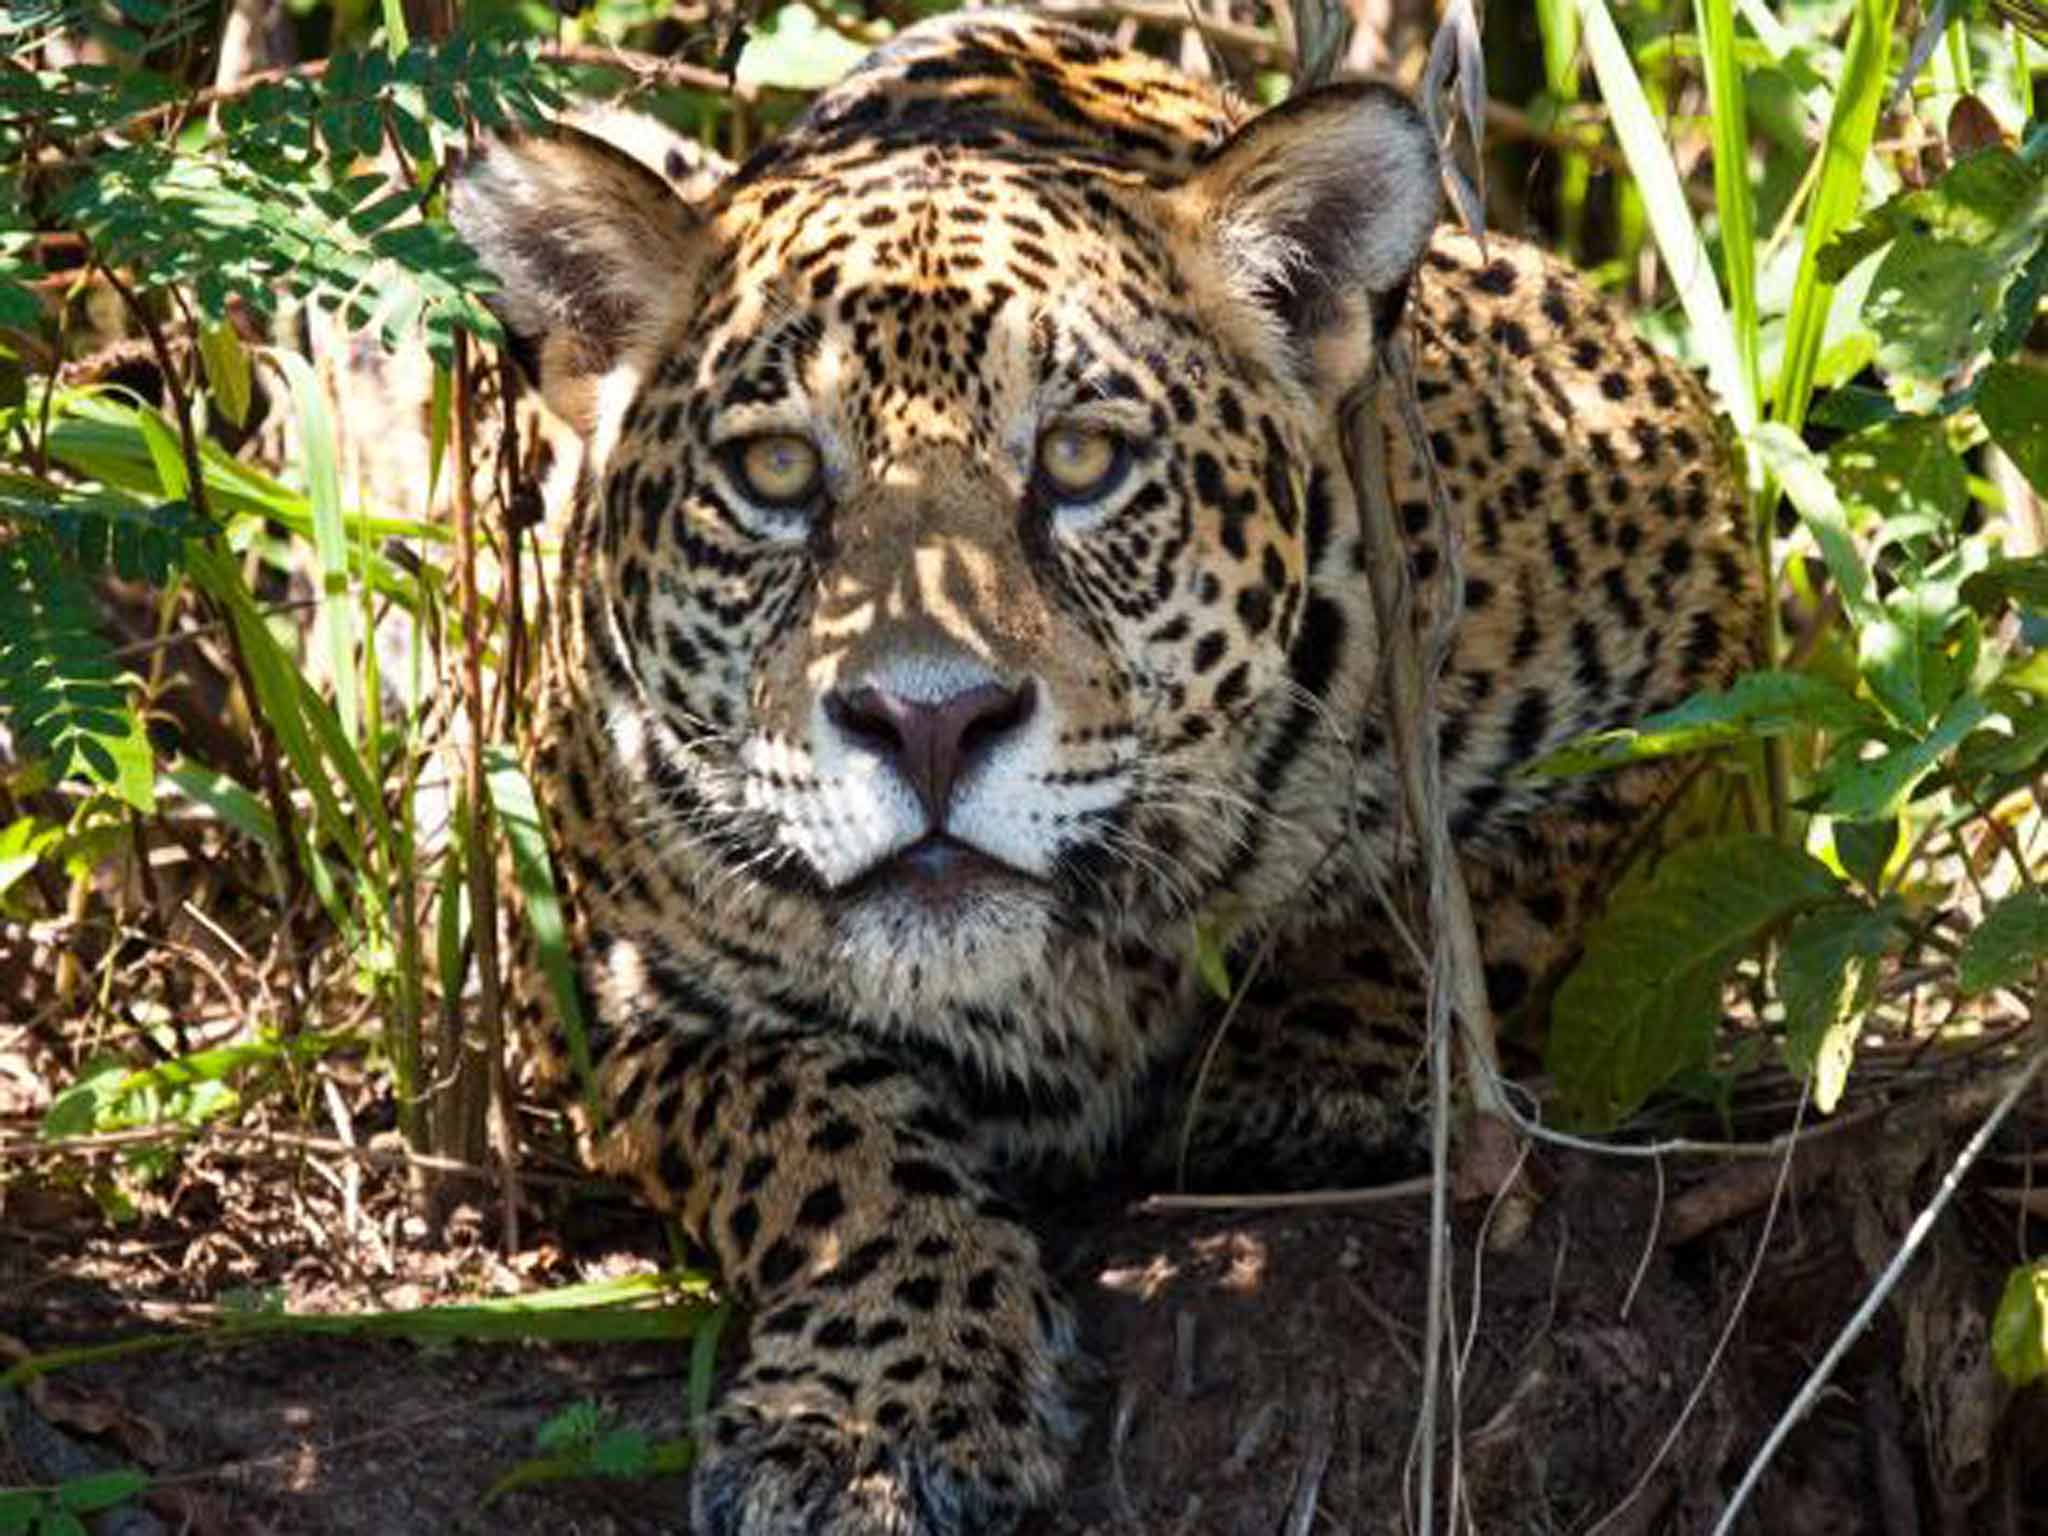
1175, 82, 1440, 395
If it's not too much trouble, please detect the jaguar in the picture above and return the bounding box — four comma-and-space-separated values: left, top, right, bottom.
447, 11, 1755, 1532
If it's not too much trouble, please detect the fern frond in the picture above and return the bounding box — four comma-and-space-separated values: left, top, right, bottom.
0, 534, 156, 811
0, 476, 204, 583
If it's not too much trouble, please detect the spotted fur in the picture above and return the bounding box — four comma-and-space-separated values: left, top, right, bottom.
449, 13, 1755, 1533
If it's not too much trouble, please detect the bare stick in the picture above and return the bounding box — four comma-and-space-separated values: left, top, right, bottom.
1345, 327, 1504, 1536
448, 333, 519, 1250
1137, 1175, 1433, 1212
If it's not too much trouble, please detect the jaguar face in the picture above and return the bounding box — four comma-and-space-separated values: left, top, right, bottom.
452, 43, 1439, 1011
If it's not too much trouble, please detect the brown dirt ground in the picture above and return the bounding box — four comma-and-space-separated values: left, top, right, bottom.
4, 1086, 2046, 1536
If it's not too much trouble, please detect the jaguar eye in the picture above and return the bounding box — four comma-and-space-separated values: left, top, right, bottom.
731, 433, 822, 507
1036, 424, 1126, 501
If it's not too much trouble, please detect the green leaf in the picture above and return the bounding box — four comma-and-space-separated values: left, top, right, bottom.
1528, 670, 1878, 777
0, 1489, 38, 1535
1548, 837, 1844, 1130
1191, 917, 1233, 1002
1830, 418, 1968, 537
1821, 146, 2045, 280
197, 320, 252, 429
54, 1470, 148, 1513
1817, 693, 1987, 821
1957, 888, 2048, 996
1992, 1261, 2048, 1388
1775, 900, 1894, 1113
535, 1398, 600, 1453
1858, 571, 1969, 732
1693, 0, 1760, 418
590, 1427, 652, 1477
1831, 817, 1898, 892
41, 1032, 344, 1138
1866, 236, 2011, 406
161, 763, 278, 852
1845, 150, 2048, 407
1975, 361, 2046, 495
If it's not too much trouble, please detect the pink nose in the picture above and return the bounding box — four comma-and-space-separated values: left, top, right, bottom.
823, 680, 1035, 822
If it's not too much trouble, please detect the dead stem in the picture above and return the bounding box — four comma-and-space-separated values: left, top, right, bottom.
447, 331, 518, 1253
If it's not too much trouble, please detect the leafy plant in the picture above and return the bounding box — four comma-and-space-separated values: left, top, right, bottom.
1538, 8, 2045, 1133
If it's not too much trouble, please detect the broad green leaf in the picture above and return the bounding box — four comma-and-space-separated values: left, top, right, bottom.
1957, 889, 2048, 996
1830, 419, 1968, 537
1994, 239, 2047, 358
1821, 146, 2045, 280
1549, 836, 1843, 1130
1858, 572, 1969, 732
41, 1033, 345, 1138
1976, 361, 2046, 495
1831, 817, 1898, 892
1866, 236, 2013, 406
1845, 150, 2048, 407
1954, 694, 2048, 784
1993, 1261, 2048, 1388
1528, 670, 1878, 777
1775, 899, 1893, 1112
1817, 693, 1987, 820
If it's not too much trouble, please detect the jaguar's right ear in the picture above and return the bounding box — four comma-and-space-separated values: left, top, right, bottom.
449, 128, 705, 439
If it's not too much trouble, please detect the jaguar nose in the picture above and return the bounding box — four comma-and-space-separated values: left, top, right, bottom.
823, 679, 1036, 823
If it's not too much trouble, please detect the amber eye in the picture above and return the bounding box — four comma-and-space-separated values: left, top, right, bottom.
731, 433, 822, 507
1036, 424, 1126, 501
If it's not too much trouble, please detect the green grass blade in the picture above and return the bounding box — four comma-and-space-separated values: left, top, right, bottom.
1694, 0, 1761, 417
1773, 0, 1901, 432
182, 541, 361, 868
1, 1271, 719, 1389
1577, 0, 1754, 432
485, 745, 602, 1131
270, 348, 357, 747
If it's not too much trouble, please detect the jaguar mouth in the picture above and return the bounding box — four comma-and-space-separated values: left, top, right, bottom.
840, 833, 1040, 908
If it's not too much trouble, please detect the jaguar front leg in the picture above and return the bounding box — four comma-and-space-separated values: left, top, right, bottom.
601, 1029, 1078, 1536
